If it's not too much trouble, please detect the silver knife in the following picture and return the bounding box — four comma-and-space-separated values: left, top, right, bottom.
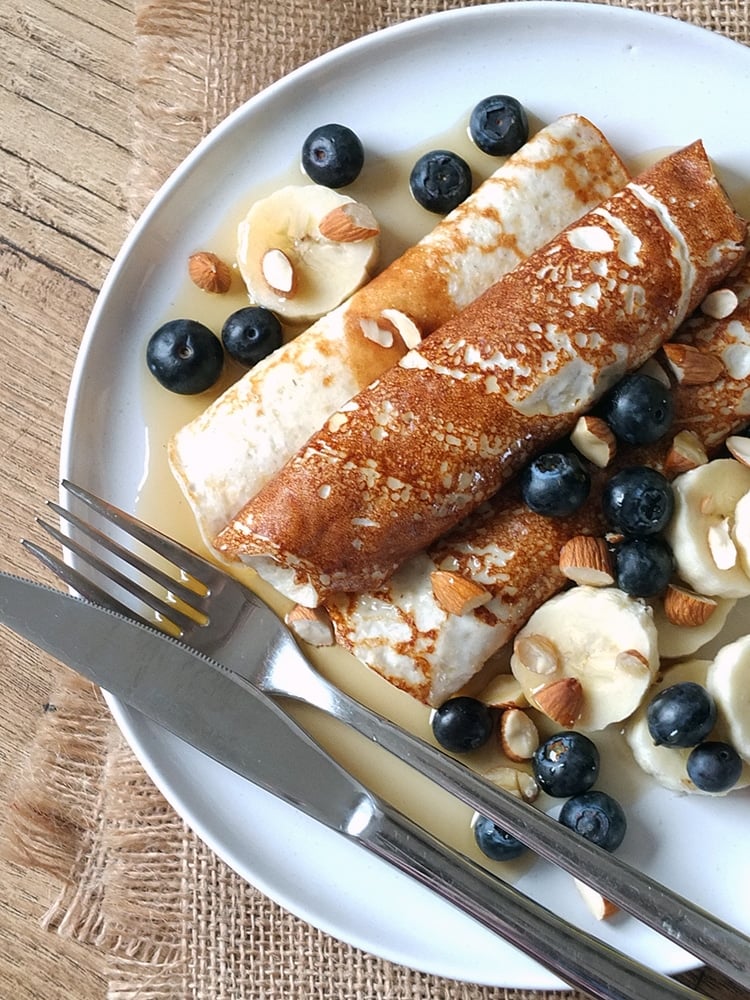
0, 570, 709, 1000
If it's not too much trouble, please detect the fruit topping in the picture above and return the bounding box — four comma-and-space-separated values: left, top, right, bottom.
602, 466, 674, 538
236, 185, 380, 323
519, 451, 591, 517
472, 814, 527, 861
646, 681, 717, 747
532, 731, 600, 798
221, 306, 283, 367
511, 586, 658, 732
430, 696, 494, 752
559, 790, 627, 852
686, 741, 743, 793
301, 123, 364, 188
409, 149, 473, 214
146, 318, 224, 395
599, 373, 674, 445
612, 536, 674, 597
468, 95, 529, 156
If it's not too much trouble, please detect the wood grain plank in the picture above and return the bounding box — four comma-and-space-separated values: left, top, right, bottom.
0, 1, 133, 996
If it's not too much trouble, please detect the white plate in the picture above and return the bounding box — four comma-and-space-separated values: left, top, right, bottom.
61, 2, 750, 989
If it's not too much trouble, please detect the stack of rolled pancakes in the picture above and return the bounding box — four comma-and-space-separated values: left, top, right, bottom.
171, 116, 749, 705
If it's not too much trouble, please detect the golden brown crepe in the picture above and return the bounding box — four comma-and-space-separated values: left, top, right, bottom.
215, 142, 748, 605
326, 257, 750, 704
169, 115, 629, 550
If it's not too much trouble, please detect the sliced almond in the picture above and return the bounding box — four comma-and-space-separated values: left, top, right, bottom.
558, 536, 614, 587
318, 202, 380, 243
574, 878, 619, 921
483, 766, 540, 804
707, 517, 738, 570
615, 648, 652, 678
700, 287, 738, 320
380, 308, 422, 349
360, 317, 395, 349
430, 570, 490, 616
477, 673, 528, 710
533, 676, 584, 727
725, 435, 750, 468
499, 708, 540, 762
570, 415, 616, 468
188, 251, 232, 293
514, 634, 560, 676
637, 357, 671, 388
664, 429, 708, 476
662, 342, 724, 385
662, 583, 718, 627
285, 604, 335, 646
261, 248, 297, 297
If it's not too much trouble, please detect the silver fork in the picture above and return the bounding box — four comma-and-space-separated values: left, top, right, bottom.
25, 479, 750, 992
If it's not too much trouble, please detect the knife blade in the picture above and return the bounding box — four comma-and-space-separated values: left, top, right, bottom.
0, 570, 709, 1000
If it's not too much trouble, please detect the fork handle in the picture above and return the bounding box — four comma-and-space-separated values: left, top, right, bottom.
303, 678, 750, 989
354, 799, 706, 1000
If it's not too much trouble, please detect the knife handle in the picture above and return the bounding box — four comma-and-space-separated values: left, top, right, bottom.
353, 799, 705, 1000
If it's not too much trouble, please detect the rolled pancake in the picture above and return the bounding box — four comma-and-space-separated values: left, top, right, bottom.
327, 256, 750, 704
170, 115, 629, 548
215, 142, 748, 604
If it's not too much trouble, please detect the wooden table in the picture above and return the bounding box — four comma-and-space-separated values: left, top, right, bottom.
0, 1, 131, 994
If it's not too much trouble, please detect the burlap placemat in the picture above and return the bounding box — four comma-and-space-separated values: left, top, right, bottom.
4, 1, 749, 998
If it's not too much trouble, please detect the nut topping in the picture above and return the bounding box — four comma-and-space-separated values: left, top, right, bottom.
662, 342, 724, 385
664, 429, 708, 476
570, 415, 616, 468
319, 202, 380, 243
700, 287, 738, 319
477, 673, 528, 710
261, 248, 297, 297
614, 648, 651, 678
559, 535, 614, 587
430, 570, 491, 616
663, 584, 718, 627
188, 251, 232, 293
725, 435, 750, 468
499, 708, 540, 762
514, 634, 560, 675
483, 765, 539, 803
284, 604, 335, 646
533, 676, 583, 727
574, 878, 619, 920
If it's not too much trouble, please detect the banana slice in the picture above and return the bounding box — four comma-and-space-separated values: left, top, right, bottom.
664, 458, 750, 599
237, 185, 380, 323
650, 590, 736, 659
624, 657, 750, 794
706, 634, 750, 763
509, 586, 659, 732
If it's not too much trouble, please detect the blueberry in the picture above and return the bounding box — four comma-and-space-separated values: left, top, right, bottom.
613, 536, 674, 597
409, 150, 472, 214
146, 318, 223, 395
520, 451, 591, 518
559, 790, 627, 852
600, 374, 674, 445
602, 466, 674, 537
431, 696, 494, 753
687, 741, 743, 793
473, 814, 527, 862
469, 95, 529, 156
301, 124, 364, 188
221, 307, 283, 367
646, 681, 717, 748
532, 732, 600, 798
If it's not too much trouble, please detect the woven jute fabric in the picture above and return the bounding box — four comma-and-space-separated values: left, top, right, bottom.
3, 1, 749, 998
